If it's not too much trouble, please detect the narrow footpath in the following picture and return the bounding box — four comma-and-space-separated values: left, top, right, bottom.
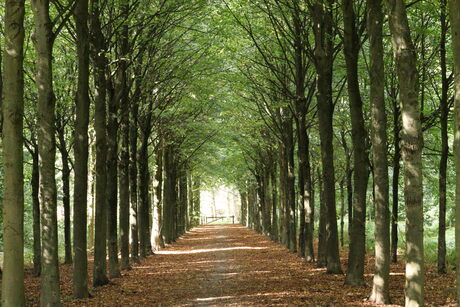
26, 225, 455, 306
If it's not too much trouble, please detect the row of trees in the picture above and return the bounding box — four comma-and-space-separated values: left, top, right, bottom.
218, 0, 460, 306
1, 0, 223, 305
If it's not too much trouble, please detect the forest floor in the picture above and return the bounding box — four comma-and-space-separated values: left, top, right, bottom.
22, 224, 455, 306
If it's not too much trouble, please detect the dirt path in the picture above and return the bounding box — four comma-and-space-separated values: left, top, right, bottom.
24, 224, 455, 306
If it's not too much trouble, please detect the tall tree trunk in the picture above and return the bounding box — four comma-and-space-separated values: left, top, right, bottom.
387, 0, 424, 305
130, 102, 139, 263
139, 130, 151, 256
179, 171, 188, 236
368, 0, 391, 302
118, 0, 131, 271
153, 143, 165, 249
281, 108, 296, 252
240, 191, 248, 226
192, 176, 200, 226
317, 166, 327, 268
73, 0, 91, 297
88, 153, 96, 251
31, 0, 62, 304
279, 140, 287, 245
343, 0, 370, 286
271, 164, 279, 242
32, 149, 41, 277
163, 145, 177, 243
57, 135, 72, 265
2, 0, 26, 304
90, 0, 109, 287
304, 133, 314, 261
341, 132, 353, 237
293, 6, 307, 258
438, 0, 449, 275
391, 90, 401, 263
106, 77, 121, 278
311, 0, 342, 274
449, 0, 460, 303
340, 179, 345, 248
56, 122, 71, 265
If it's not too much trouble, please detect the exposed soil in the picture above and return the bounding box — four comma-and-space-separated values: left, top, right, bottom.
23, 224, 456, 306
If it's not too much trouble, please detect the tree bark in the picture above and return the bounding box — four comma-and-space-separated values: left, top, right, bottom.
118, 0, 131, 271
130, 102, 140, 263
387, 0, 424, 305
2, 0, 26, 304
340, 179, 345, 248
90, 0, 109, 287
32, 149, 41, 277
138, 130, 151, 256
240, 191, 248, 226
391, 90, 401, 263
438, 0, 449, 275
57, 128, 72, 265
31, 0, 62, 304
317, 167, 327, 268
163, 145, 177, 243
271, 164, 279, 242
310, 0, 342, 274
106, 76, 121, 278
342, 0, 370, 286
368, 0, 391, 302
73, 0, 91, 297
153, 144, 165, 249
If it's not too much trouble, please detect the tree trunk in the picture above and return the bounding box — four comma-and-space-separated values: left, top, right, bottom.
138, 129, 151, 256
32, 149, 41, 277
340, 179, 345, 248
368, 0, 391, 302
90, 0, 109, 287
240, 191, 248, 226
449, 0, 460, 303
280, 108, 296, 252
130, 102, 140, 263
271, 164, 279, 242
58, 136, 72, 265
342, 0, 369, 286
2, 0, 26, 304
438, 0, 449, 275
163, 144, 178, 244
311, 0, 342, 274
31, 0, 62, 304
153, 144, 165, 249
304, 132, 314, 261
117, 0, 131, 271
178, 171, 188, 236
317, 167, 327, 268
106, 77, 121, 278
388, 1, 424, 305
72, 0, 91, 297
391, 89, 401, 263
163, 145, 178, 243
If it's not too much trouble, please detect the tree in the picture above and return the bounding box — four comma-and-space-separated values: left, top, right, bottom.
31, 0, 62, 304
309, 0, 342, 274
387, 0, 425, 305
73, 0, 91, 297
2, 0, 26, 305
90, 0, 110, 287
342, 0, 370, 286
368, 0, 390, 303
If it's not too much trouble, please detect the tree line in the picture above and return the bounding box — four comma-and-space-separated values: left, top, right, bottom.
222, 0, 460, 306
2, 0, 218, 305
